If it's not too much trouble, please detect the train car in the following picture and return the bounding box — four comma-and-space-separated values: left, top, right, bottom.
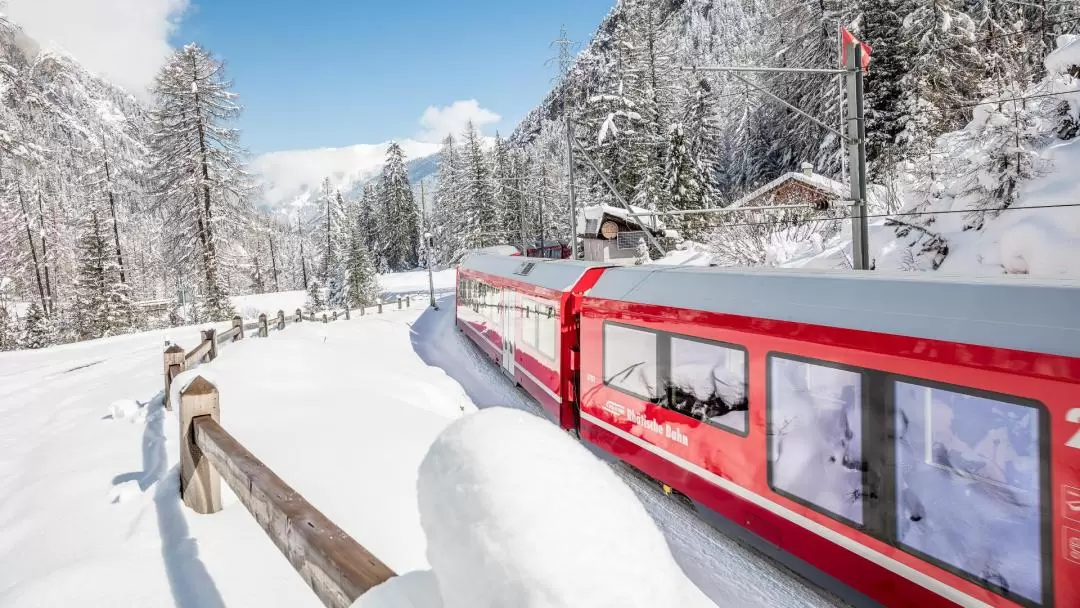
575, 265, 1080, 608
455, 253, 608, 423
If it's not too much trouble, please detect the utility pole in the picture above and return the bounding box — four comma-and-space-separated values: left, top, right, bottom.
421, 182, 437, 310
845, 42, 870, 270
554, 26, 579, 260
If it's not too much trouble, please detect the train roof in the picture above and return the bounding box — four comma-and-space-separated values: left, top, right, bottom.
586, 265, 1080, 359
459, 254, 608, 293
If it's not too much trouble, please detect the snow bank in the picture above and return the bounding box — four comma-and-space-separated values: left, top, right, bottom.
396, 407, 713, 608
1045, 34, 1080, 75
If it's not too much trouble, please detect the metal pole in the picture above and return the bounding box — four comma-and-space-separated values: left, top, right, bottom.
845, 43, 870, 270
565, 112, 578, 260
425, 233, 437, 310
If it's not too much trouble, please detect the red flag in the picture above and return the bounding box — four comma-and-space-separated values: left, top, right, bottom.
840, 28, 872, 72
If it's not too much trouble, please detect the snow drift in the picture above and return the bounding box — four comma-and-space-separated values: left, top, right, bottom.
357, 407, 714, 608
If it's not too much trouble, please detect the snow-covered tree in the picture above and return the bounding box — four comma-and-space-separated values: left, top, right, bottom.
148, 43, 249, 322
379, 142, 420, 271
343, 225, 381, 308
665, 122, 707, 241
305, 278, 325, 313
19, 301, 55, 349
633, 237, 650, 265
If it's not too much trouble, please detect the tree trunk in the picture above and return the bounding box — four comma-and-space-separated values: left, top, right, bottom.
268, 232, 280, 292
102, 135, 127, 284
18, 184, 48, 315
35, 191, 53, 317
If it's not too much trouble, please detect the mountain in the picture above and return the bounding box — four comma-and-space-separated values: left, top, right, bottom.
251, 139, 442, 214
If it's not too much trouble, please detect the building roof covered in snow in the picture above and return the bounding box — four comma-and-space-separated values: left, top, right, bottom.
729, 164, 849, 210
577, 204, 668, 237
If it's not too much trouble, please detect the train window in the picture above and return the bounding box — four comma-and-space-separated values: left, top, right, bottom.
603, 323, 659, 401
893, 380, 1045, 604
665, 337, 748, 434
521, 300, 538, 347
768, 355, 865, 525
538, 305, 558, 360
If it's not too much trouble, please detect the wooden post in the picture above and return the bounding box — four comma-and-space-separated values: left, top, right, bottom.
278, 310, 286, 330
233, 315, 244, 341
332, 311, 338, 322
397, 296, 402, 310
406, 296, 411, 308
164, 344, 186, 410
179, 376, 222, 514
322, 313, 328, 324
360, 306, 365, 317
344, 307, 350, 320
377, 302, 383, 314
259, 313, 269, 337
295, 308, 303, 323
203, 328, 218, 361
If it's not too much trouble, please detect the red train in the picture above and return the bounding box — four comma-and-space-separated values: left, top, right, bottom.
455, 253, 1080, 608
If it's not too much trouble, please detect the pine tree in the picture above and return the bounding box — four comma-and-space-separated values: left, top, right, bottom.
897, 0, 984, 160
20, 301, 55, 349
379, 142, 420, 271
0, 301, 12, 351
665, 122, 708, 241
344, 225, 381, 308
305, 278, 325, 313
148, 43, 248, 322
71, 210, 110, 340
634, 237, 650, 265
431, 134, 464, 264
460, 122, 498, 250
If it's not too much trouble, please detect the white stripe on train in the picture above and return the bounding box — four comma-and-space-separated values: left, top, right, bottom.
578, 411, 992, 608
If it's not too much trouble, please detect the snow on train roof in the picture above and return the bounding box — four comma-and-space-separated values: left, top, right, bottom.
459, 254, 608, 292
587, 265, 1080, 358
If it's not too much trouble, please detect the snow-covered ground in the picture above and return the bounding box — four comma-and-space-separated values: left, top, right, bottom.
0, 287, 843, 608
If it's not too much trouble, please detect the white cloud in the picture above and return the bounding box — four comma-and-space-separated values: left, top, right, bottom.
4, 0, 189, 97
416, 100, 501, 143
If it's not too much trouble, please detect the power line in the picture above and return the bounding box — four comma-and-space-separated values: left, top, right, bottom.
946, 88, 1080, 110
697, 202, 1080, 230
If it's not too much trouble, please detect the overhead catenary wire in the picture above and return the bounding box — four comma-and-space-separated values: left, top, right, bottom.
695, 202, 1080, 231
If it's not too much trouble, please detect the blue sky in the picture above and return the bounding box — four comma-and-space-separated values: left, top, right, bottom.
173, 1, 615, 155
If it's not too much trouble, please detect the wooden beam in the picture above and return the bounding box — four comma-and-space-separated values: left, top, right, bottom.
193, 417, 396, 607
164, 344, 186, 410
179, 376, 222, 515
185, 337, 213, 368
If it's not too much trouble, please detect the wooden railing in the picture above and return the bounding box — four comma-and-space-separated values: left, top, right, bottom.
163, 303, 406, 606
177, 377, 395, 607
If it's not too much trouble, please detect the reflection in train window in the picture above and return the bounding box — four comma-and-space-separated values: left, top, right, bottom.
603, 323, 659, 401
768, 355, 865, 525
894, 381, 1044, 604
538, 305, 557, 359
665, 337, 747, 433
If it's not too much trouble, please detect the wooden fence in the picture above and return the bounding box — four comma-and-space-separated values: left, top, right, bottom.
164, 301, 406, 606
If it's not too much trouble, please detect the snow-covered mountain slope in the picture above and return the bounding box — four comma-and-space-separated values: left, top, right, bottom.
251, 139, 442, 213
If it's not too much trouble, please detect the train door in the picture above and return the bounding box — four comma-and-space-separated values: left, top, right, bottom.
500, 289, 515, 376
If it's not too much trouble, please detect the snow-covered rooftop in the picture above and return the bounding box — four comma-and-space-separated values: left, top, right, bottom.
578, 203, 667, 235
729, 170, 850, 209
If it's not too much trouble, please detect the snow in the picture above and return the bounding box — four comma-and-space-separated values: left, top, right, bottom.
401, 407, 713, 608
579, 202, 667, 233
0, 288, 845, 608
1045, 34, 1080, 75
